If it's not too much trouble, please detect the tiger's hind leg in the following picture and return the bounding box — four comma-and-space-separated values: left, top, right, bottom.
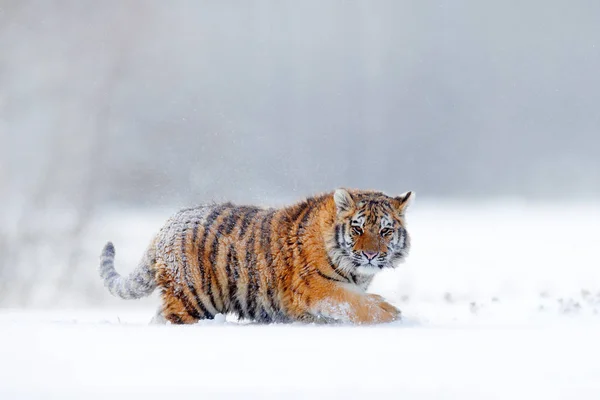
161, 295, 203, 324
155, 260, 209, 324
159, 287, 215, 324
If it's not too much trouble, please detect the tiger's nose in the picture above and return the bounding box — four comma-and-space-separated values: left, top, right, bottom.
363, 251, 379, 261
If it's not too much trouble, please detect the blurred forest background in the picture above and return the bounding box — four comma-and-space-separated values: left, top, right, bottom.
1, 1, 599, 307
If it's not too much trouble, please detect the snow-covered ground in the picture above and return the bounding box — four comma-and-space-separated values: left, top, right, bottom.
1, 201, 600, 398
2, 310, 600, 399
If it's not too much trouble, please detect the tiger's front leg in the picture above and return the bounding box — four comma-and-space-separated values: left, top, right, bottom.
307, 284, 401, 324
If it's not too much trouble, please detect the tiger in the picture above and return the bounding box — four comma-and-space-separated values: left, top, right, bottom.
98, 188, 414, 325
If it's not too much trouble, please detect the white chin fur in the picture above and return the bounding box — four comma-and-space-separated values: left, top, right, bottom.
355, 266, 381, 275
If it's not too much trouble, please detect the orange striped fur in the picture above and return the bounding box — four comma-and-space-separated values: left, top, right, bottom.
98, 189, 414, 324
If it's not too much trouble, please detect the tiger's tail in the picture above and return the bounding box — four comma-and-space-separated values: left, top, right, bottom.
99, 241, 157, 299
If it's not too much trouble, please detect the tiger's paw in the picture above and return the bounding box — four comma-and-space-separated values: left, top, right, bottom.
365, 294, 401, 323
378, 300, 401, 321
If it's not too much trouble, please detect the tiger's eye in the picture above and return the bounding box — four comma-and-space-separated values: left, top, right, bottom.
380, 228, 393, 237
351, 226, 363, 235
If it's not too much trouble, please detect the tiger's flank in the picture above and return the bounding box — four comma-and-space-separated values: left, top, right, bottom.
98, 188, 414, 325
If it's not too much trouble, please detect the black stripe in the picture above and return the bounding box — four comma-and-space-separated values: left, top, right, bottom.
348, 272, 357, 285
298, 264, 311, 281
273, 213, 290, 316
185, 271, 211, 318
222, 211, 240, 235
245, 232, 257, 320
366, 203, 379, 224
207, 273, 220, 314
224, 245, 234, 290
260, 212, 275, 268
287, 202, 308, 226
196, 205, 228, 312
226, 245, 245, 318
326, 252, 353, 283
230, 246, 244, 317
204, 205, 230, 235
239, 208, 260, 237
294, 203, 317, 294
180, 226, 210, 319
289, 199, 313, 237
192, 217, 201, 244
266, 286, 277, 319
231, 245, 240, 281
194, 231, 207, 303
259, 212, 277, 316
179, 227, 203, 319
282, 199, 315, 296
326, 256, 352, 283
189, 218, 211, 316
316, 269, 346, 283
209, 209, 236, 310
181, 292, 205, 320
383, 204, 395, 217
223, 212, 243, 315
256, 306, 271, 323
296, 249, 311, 289
168, 314, 184, 324
340, 224, 347, 245
296, 206, 313, 251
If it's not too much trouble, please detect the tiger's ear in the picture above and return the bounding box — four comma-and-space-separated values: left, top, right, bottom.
333, 188, 355, 215
393, 191, 415, 214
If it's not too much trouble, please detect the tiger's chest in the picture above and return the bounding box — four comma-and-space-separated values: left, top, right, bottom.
351, 273, 374, 291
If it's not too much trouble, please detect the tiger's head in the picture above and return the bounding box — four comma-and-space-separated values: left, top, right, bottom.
329, 188, 414, 275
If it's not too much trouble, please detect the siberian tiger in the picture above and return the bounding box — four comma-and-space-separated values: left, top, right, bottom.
98, 188, 413, 324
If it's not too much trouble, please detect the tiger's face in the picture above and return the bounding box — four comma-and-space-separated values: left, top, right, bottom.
330, 189, 413, 275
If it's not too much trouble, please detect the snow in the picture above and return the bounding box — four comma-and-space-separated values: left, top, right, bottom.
1, 201, 600, 398
2, 311, 600, 399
